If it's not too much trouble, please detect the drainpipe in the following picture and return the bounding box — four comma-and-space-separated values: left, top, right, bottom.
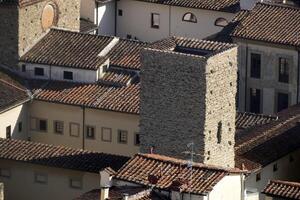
82, 106, 86, 150
244, 44, 249, 112
169, 5, 171, 37
297, 50, 300, 103
96, 1, 99, 34
114, 0, 117, 36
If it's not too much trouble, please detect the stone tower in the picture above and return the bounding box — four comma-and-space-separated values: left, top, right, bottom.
140, 38, 238, 168
0, 0, 80, 67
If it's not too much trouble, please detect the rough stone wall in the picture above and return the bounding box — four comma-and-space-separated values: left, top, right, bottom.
19, 0, 80, 56
0, 5, 19, 67
140, 49, 207, 162
140, 48, 237, 168
204, 48, 238, 168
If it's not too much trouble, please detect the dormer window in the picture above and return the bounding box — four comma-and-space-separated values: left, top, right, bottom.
63, 71, 73, 80
182, 12, 197, 23
215, 18, 228, 27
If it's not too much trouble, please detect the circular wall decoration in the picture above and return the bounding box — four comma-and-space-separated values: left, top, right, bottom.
41, 3, 58, 30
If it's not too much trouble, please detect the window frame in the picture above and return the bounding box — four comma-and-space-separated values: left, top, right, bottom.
256, 172, 261, 182
277, 92, 289, 112
182, 12, 197, 23
54, 120, 64, 135
118, 130, 128, 144
250, 53, 261, 79
278, 57, 289, 83
249, 88, 261, 114
34, 67, 45, 76
214, 17, 228, 27
151, 13, 160, 29
134, 133, 140, 146
63, 71, 73, 80
69, 178, 82, 189
101, 127, 112, 142
0, 168, 11, 178
6, 125, 11, 139
118, 9, 123, 16
38, 119, 48, 132
34, 172, 48, 184
69, 122, 80, 137
86, 125, 96, 139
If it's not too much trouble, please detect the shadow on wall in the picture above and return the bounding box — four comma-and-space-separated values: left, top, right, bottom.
0, 5, 19, 68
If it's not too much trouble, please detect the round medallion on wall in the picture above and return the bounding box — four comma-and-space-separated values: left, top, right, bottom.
41, 2, 58, 30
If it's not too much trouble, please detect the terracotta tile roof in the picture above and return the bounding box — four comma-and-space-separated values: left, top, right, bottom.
21, 29, 148, 70
205, 10, 250, 43
0, 138, 129, 173
235, 104, 300, 171
136, 0, 240, 13
231, 3, 300, 47
150, 36, 236, 56
100, 68, 138, 86
80, 18, 98, 33
74, 187, 166, 200
115, 154, 242, 195
262, 180, 300, 199
20, 29, 114, 70
29, 80, 140, 114
235, 112, 278, 131
0, 68, 29, 112
108, 39, 148, 70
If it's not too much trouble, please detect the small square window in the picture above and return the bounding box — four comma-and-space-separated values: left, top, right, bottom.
86, 126, 95, 139
34, 67, 44, 76
6, 126, 11, 139
126, 34, 132, 39
18, 122, 22, 132
101, 127, 112, 142
70, 123, 80, 137
273, 163, 278, 172
0, 168, 11, 178
118, 130, 128, 144
278, 57, 289, 83
118, 9, 123, 16
34, 173, 48, 184
54, 121, 64, 134
151, 13, 160, 29
70, 178, 82, 189
134, 133, 140, 146
63, 71, 73, 80
21, 64, 26, 72
39, 119, 47, 132
256, 173, 261, 182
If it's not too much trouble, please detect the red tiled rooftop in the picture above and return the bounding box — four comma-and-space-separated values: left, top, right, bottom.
262, 180, 300, 199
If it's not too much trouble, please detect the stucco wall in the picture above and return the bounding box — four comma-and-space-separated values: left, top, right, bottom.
29, 101, 140, 156
81, 0, 95, 22
170, 6, 234, 39
209, 175, 242, 200
236, 40, 299, 114
140, 47, 237, 168
0, 160, 99, 200
97, 1, 116, 36
116, 0, 235, 42
245, 149, 300, 200
22, 63, 98, 83
0, 104, 29, 140
117, 0, 170, 41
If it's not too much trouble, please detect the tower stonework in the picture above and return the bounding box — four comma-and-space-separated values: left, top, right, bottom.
0, 0, 80, 67
140, 40, 238, 168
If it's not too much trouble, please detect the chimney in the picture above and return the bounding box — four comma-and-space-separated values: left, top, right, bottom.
100, 187, 109, 200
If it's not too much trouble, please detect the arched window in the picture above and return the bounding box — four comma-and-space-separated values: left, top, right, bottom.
215, 17, 228, 27
182, 12, 197, 23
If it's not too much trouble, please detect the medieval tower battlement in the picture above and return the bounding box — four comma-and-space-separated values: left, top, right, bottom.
0, 0, 80, 67
140, 38, 238, 168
